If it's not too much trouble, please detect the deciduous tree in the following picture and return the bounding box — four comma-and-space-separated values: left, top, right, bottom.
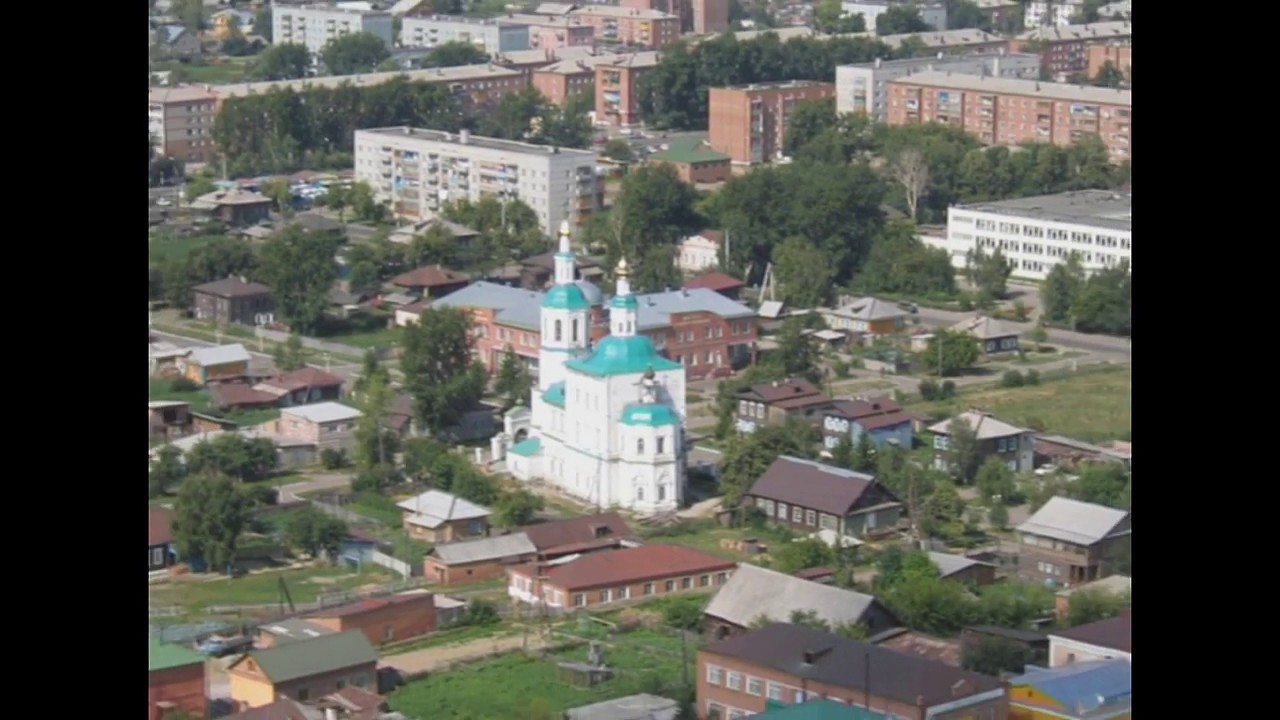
888, 148, 931, 222
321, 32, 391, 75
423, 41, 489, 68
273, 334, 307, 371
257, 226, 339, 334
718, 423, 812, 507
771, 235, 834, 308
965, 246, 1012, 299
975, 456, 1016, 502
494, 489, 545, 527
943, 416, 981, 484
284, 506, 349, 558
772, 538, 837, 574
172, 474, 250, 572
921, 329, 979, 378
253, 43, 310, 80
494, 348, 533, 410
150, 445, 188, 498
399, 306, 488, 434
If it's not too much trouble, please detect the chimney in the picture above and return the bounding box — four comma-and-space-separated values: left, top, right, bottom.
460, 128, 471, 144
324, 709, 338, 720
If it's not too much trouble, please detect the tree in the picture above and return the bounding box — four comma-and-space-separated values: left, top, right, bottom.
888, 149, 930, 222
1092, 60, 1125, 88
257, 226, 339, 334
976, 580, 1053, 627
814, 0, 866, 32
1067, 589, 1131, 627
150, 445, 188, 498
186, 433, 279, 482
170, 0, 206, 30
1040, 254, 1086, 324
450, 465, 501, 505
874, 547, 941, 591
348, 181, 390, 224
974, 456, 1016, 502
606, 164, 702, 283
943, 416, 981, 484
772, 538, 837, 574
921, 329, 979, 378
1072, 262, 1131, 336
253, 7, 273, 40
423, 41, 489, 68
829, 435, 856, 471
769, 317, 821, 383
494, 348, 533, 411
172, 474, 250, 572
851, 431, 876, 472
321, 32, 391, 75
988, 502, 1009, 529
261, 178, 295, 217
273, 334, 307, 371
1029, 318, 1049, 350
284, 506, 349, 558
948, 0, 988, 29
400, 307, 488, 434
1076, 463, 1129, 509
883, 573, 976, 634
354, 372, 398, 471
965, 246, 1012, 299
771, 236, 834, 308
876, 5, 929, 33
919, 479, 967, 540
718, 424, 812, 508
855, 221, 957, 298
253, 43, 310, 80
495, 489, 545, 527
962, 635, 1031, 675
602, 138, 634, 162
402, 437, 449, 482
783, 98, 838, 157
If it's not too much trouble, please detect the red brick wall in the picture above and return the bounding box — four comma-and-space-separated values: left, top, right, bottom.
424, 556, 509, 585
653, 311, 757, 379
149, 663, 206, 720
310, 594, 437, 646
515, 565, 735, 609
709, 84, 836, 164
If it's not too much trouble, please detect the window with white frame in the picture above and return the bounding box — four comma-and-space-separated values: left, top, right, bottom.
706, 664, 723, 685
644, 582, 655, 595
617, 586, 630, 600
726, 672, 742, 691
746, 677, 763, 696
681, 577, 693, 589
805, 509, 817, 526
665, 579, 676, 592
767, 682, 785, 700
573, 593, 586, 607
599, 589, 612, 603
792, 506, 803, 522
777, 502, 788, 518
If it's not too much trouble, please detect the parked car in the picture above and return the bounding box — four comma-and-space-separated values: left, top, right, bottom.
197, 635, 254, 657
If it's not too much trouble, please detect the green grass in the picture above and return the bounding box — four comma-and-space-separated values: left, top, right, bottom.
149, 565, 393, 612
154, 57, 256, 84
148, 377, 280, 427
149, 233, 224, 264
349, 492, 405, 526
906, 364, 1132, 442
316, 312, 404, 350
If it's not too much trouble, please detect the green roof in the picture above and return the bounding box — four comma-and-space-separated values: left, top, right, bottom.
149, 638, 205, 673
754, 700, 889, 720
239, 630, 376, 683
510, 437, 543, 457
565, 335, 682, 377
543, 382, 566, 408
620, 403, 680, 427
611, 294, 639, 310
649, 139, 730, 164
544, 283, 592, 310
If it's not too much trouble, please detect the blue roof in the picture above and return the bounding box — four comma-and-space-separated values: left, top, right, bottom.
431, 281, 545, 330
1012, 660, 1132, 712
565, 335, 682, 377
633, 288, 757, 330
545, 282, 592, 311
543, 381, 566, 408
509, 437, 543, 457
753, 700, 889, 720
620, 403, 680, 427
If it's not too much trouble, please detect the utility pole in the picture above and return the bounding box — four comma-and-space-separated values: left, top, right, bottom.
679, 628, 690, 691
936, 333, 943, 378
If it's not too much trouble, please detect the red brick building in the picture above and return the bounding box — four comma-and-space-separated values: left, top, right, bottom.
698, 623, 1009, 719
532, 55, 618, 106
619, 0, 728, 33
1087, 41, 1131, 85
306, 591, 437, 647
568, 6, 680, 49
885, 72, 1131, 162
1013, 20, 1132, 79
149, 639, 207, 720
708, 81, 836, 165
596, 52, 662, 127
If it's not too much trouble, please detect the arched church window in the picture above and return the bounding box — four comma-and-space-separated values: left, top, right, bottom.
554, 320, 562, 342
637, 485, 645, 501
572, 318, 579, 342
658, 484, 667, 501
657, 437, 665, 454
637, 438, 645, 454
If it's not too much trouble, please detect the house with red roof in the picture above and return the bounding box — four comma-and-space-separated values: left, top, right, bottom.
390, 264, 471, 300
506, 543, 736, 610
685, 272, 746, 301
149, 507, 176, 572
305, 590, 437, 647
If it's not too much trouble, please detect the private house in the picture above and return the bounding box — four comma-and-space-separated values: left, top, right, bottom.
1009, 660, 1132, 720
394, 300, 431, 327
952, 315, 1023, 354
153, 23, 203, 58
192, 277, 275, 326
1048, 610, 1132, 667
1035, 435, 1132, 471
684, 272, 745, 301
275, 402, 363, 454
424, 511, 636, 585
183, 343, 252, 386
148, 638, 207, 720
520, 251, 604, 290
702, 563, 899, 641
150, 341, 191, 376
821, 397, 913, 452
256, 618, 337, 649
287, 212, 346, 241
389, 218, 481, 247
1016, 497, 1131, 587
929, 410, 1035, 474
744, 456, 904, 541
507, 543, 736, 609
676, 230, 725, 273
306, 591, 437, 647
820, 298, 907, 336
928, 552, 997, 586
227, 631, 378, 710
397, 490, 491, 543
221, 687, 391, 720
210, 383, 280, 412
255, 367, 345, 407
149, 400, 193, 440
1055, 575, 1131, 621
648, 140, 732, 184
734, 379, 836, 433
698, 623, 1008, 720
389, 264, 472, 299
191, 189, 274, 227
149, 507, 177, 572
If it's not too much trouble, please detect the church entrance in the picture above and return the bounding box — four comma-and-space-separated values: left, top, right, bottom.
514, 429, 528, 442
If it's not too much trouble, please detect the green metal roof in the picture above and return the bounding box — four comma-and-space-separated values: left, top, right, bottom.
544, 283, 592, 310
611, 294, 639, 310
754, 700, 889, 720
543, 382, 566, 408
510, 437, 543, 457
649, 139, 731, 164
620, 403, 680, 427
148, 638, 205, 673
565, 335, 682, 377
240, 630, 376, 683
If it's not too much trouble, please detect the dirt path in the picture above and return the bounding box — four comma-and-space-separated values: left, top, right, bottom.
379, 632, 554, 675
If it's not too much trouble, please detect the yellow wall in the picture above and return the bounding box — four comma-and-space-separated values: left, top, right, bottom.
1009, 686, 1068, 719
206, 361, 248, 380
228, 664, 276, 709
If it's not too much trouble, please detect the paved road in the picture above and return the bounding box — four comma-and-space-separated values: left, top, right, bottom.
278, 472, 354, 504
913, 306, 1130, 359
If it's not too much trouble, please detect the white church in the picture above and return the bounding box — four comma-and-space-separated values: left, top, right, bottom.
498, 222, 688, 514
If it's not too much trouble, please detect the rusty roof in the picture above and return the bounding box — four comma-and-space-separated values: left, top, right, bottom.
685, 272, 744, 292
520, 512, 635, 552
872, 629, 962, 667
524, 544, 735, 591
261, 367, 345, 393
211, 382, 279, 408
308, 591, 434, 619
391, 264, 470, 289
149, 507, 174, 546
194, 276, 273, 298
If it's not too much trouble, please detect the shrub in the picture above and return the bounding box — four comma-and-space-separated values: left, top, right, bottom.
320, 448, 349, 470
1001, 370, 1025, 388
1012, 300, 1029, 320
833, 360, 852, 379
1025, 370, 1041, 385
459, 600, 501, 627
957, 294, 975, 311
940, 380, 956, 399
170, 377, 200, 393
918, 379, 940, 401
242, 484, 277, 506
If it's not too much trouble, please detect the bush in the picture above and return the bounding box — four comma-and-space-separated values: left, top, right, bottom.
940, 380, 956, 399
459, 600, 501, 627
1025, 370, 1040, 385
170, 377, 200, 393
918, 379, 939, 401
242, 484, 277, 506
988, 503, 1009, 529
833, 360, 852, 379
352, 463, 401, 492
1001, 370, 1025, 388
320, 448, 349, 470
658, 593, 708, 631
957, 294, 975, 311
1012, 300, 1029, 320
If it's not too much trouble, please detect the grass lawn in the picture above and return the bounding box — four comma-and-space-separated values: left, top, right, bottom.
148, 377, 280, 427
149, 565, 393, 612
149, 233, 225, 265
316, 312, 404, 350
154, 58, 256, 84
637, 521, 792, 561
906, 365, 1131, 442
389, 628, 692, 719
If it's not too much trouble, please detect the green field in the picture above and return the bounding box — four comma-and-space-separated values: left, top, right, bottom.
154, 58, 256, 84
388, 628, 693, 719
149, 233, 223, 264
149, 565, 394, 612
907, 365, 1132, 442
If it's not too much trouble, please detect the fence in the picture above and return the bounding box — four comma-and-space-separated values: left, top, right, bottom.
308, 498, 380, 526
370, 550, 413, 579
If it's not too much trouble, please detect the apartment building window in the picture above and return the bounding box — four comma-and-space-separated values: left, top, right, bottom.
706, 665, 724, 685
767, 682, 785, 701
746, 678, 763, 696
727, 672, 743, 691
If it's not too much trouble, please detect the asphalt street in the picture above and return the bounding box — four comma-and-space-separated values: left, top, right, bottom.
913, 306, 1130, 359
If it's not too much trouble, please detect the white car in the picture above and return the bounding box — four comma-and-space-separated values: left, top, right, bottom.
156, 197, 172, 207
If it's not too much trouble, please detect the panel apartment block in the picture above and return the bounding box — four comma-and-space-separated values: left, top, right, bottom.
885, 71, 1131, 161
1015, 20, 1132, 79
271, 2, 394, 57
930, 190, 1131, 280
595, 52, 662, 126
568, 6, 680, 49
506, 14, 596, 50
836, 51, 1041, 122
354, 127, 602, 235
149, 86, 220, 163
708, 81, 836, 165
619, 0, 728, 34
1087, 41, 1131, 84
400, 15, 531, 55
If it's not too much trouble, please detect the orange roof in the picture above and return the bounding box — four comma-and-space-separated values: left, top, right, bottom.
391, 265, 470, 289
520, 544, 735, 591
685, 272, 744, 292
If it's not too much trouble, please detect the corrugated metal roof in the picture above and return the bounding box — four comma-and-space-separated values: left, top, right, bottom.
236, 630, 376, 684
1017, 497, 1128, 546
929, 410, 1030, 440
1010, 660, 1132, 712
704, 563, 884, 629
189, 343, 251, 367
282, 402, 362, 424
397, 490, 490, 527
928, 552, 991, 578
433, 533, 538, 565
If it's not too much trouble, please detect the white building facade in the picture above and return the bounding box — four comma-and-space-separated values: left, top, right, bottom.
676, 231, 722, 272
841, 0, 947, 31
271, 2, 394, 57
501, 225, 688, 514
928, 190, 1131, 281
835, 52, 1041, 122
1023, 0, 1083, 28
400, 15, 531, 55
353, 127, 602, 236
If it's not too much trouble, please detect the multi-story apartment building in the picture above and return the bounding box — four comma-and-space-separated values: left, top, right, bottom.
1023, 0, 1083, 28
1014, 20, 1132, 79
1087, 41, 1130, 84
708, 80, 836, 165
619, 0, 728, 34
568, 6, 680, 49
400, 15, 531, 55
836, 51, 1041, 122
929, 190, 1131, 280
878, 28, 1009, 56
884, 71, 1132, 161
533, 53, 626, 106
355, 127, 601, 235
973, 0, 1020, 30
595, 52, 662, 126
506, 13, 596, 50
214, 63, 528, 111
841, 0, 947, 31
270, 2, 394, 58
148, 86, 220, 163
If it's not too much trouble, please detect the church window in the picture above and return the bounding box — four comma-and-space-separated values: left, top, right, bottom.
637, 438, 645, 454
657, 437, 665, 454
554, 320, 562, 342
637, 486, 645, 501
658, 484, 667, 501
572, 319, 579, 342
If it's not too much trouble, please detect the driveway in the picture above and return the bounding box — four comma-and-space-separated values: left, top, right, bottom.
380, 633, 551, 675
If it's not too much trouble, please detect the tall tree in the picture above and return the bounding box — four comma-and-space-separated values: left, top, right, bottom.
252, 7, 273, 40
852, 431, 876, 472
172, 475, 250, 572
1072, 262, 1131, 336
494, 347, 533, 411
284, 506, 349, 558
1040, 254, 1086, 325
423, 41, 489, 68
876, 5, 929, 33
273, 334, 307, 371
253, 43, 310, 80
888, 148, 931, 222
718, 423, 811, 508
943, 416, 981, 484
354, 372, 397, 470
975, 455, 1016, 501
921, 329, 979, 377
353, 348, 390, 398
321, 32, 391, 75
257, 226, 339, 334
965, 246, 1012, 299
771, 235, 834, 308
150, 445, 188, 498
856, 220, 956, 297
783, 98, 838, 157
494, 489, 545, 527
399, 306, 488, 434
769, 317, 820, 384
607, 164, 702, 274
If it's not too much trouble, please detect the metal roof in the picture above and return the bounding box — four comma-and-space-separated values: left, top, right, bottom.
1010, 660, 1132, 714
1017, 497, 1129, 546
431, 281, 546, 330
282, 402, 362, 424
189, 343, 251, 367
235, 630, 376, 684
704, 563, 885, 629
433, 533, 538, 565
929, 411, 1030, 440
397, 490, 491, 527
928, 552, 992, 578
565, 694, 679, 720
635, 288, 756, 328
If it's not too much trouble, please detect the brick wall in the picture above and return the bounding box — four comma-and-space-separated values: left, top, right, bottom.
514, 565, 735, 610
309, 594, 437, 646
149, 663, 207, 720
